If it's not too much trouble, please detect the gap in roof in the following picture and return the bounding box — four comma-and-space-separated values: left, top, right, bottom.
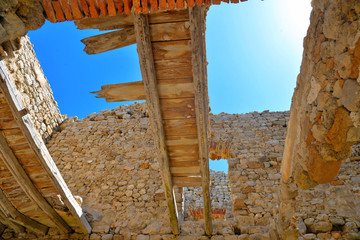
27, 0, 312, 119
206, 0, 311, 115
28, 21, 143, 119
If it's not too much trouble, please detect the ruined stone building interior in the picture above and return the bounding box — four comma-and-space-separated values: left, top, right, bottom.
0, 0, 360, 239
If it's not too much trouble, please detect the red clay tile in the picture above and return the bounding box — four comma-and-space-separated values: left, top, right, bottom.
70, 0, 83, 19
88, 0, 99, 18
52, 1, 66, 22
60, 0, 74, 20
159, 0, 167, 11
79, 0, 90, 17
124, 0, 132, 14
187, 0, 195, 7
150, 0, 158, 12
134, 0, 141, 13
176, 0, 184, 8
107, 0, 117, 15
115, 0, 124, 13
141, 0, 149, 13
40, 0, 57, 22
168, 0, 175, 10
98, 0, 108, 16
195, 0, 202, 5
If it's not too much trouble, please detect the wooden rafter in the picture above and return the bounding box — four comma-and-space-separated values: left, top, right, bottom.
189, 5, 212, 235
0, 209, 24, 233
0, 131, 71, 233
0, 61, 91, 234
133, 13, 180, 235
0, 187, 49, 234
92, 81, 145, 102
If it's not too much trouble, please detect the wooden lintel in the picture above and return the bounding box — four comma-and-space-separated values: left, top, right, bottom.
133, 13, 180, 235
0, 187, 49, 234
0, 61, 91, 234
75, 9, 189, 31
189, 6, 212, 236
91, 81, 145, 102
0, 131, 71, 233
173, 177, 201, 187
81, 27, 136, 55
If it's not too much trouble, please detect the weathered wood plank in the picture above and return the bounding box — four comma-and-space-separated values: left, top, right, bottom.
0, 61, 91, 234
81, 27, 136, 55
154, 57, 192, 69
160, 98, 195, 119
94, 79, 194, 102
0, 209, 24, 233
0, 131, 71, 232
169, 154, 199, 162
156, 66, 193, 80
151, 22, 190, 42
152, 40, 191, 60
167, 144, 199, 158
133, 13, 179, 235
166, 134, 198, 146
170, 166, 200, 176
173, 177, 201, 187
0, 187, 48, 234
75, 9, 188, 30
158, 80, 194, 98
170, 161, 200, 167
92, 81, 145, 102
163, 118, 197, 136
189, 6, 212, 235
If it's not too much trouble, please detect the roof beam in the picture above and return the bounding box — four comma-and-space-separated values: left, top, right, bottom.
81, 27, 136, 55
189, 6, 212, 236
133, 13, 180, 235
0, 61, 91, 234
0, 209, 24, 233
0, 187, 49, 234
0, 131, 71, 233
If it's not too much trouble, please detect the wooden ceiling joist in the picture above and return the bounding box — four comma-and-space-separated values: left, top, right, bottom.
189, 5, 212, 235
133, 13, 180, 235
75, 9, 189, 31
0, 188, 48, 235
0, 61, 91, 234
0, 210, 24, 233
0, 131, 71, 233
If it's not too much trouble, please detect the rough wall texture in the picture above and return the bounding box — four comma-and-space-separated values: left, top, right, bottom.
184, 170, 234, 221
21, 104, 355, 240
2, 36, 65, 142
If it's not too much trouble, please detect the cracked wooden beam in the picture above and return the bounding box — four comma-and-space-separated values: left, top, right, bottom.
133, 13, 179, 235
189, 5, 212, 236
0, 61, 91, 234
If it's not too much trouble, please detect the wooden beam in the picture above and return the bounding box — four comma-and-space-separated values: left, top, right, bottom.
189, 6, 212, 236
0, 61, 91, 234
75, 9, 189, 31
81, 27, 136, 55
91, 81, 145, 102
133, 13, 179, 235
0, 131, 71, 233
0, 187, 48, 234
0, 209, 24, 233
93, 79, 194, 102
173, 177, 201, 187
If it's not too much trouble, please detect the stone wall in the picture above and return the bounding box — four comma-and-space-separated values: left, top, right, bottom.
2, 36, 65, 141
29, 104, 358, 240
184, 170, 234, 221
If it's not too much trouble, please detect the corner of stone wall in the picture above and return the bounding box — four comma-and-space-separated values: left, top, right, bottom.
2, 35, 65, 142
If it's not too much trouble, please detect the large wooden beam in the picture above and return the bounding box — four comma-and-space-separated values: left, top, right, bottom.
133, 13, 180, 235
0, 187, 48, 234
81, 27, 136, 55
0, 61, 91, 234
0, 209, 24, 233
0, 131, 71, 233
189, 6, 212, 236
75, 9, 189, 31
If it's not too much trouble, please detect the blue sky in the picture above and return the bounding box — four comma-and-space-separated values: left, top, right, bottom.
28, 0, 311, 119
28, 1, 312, 171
